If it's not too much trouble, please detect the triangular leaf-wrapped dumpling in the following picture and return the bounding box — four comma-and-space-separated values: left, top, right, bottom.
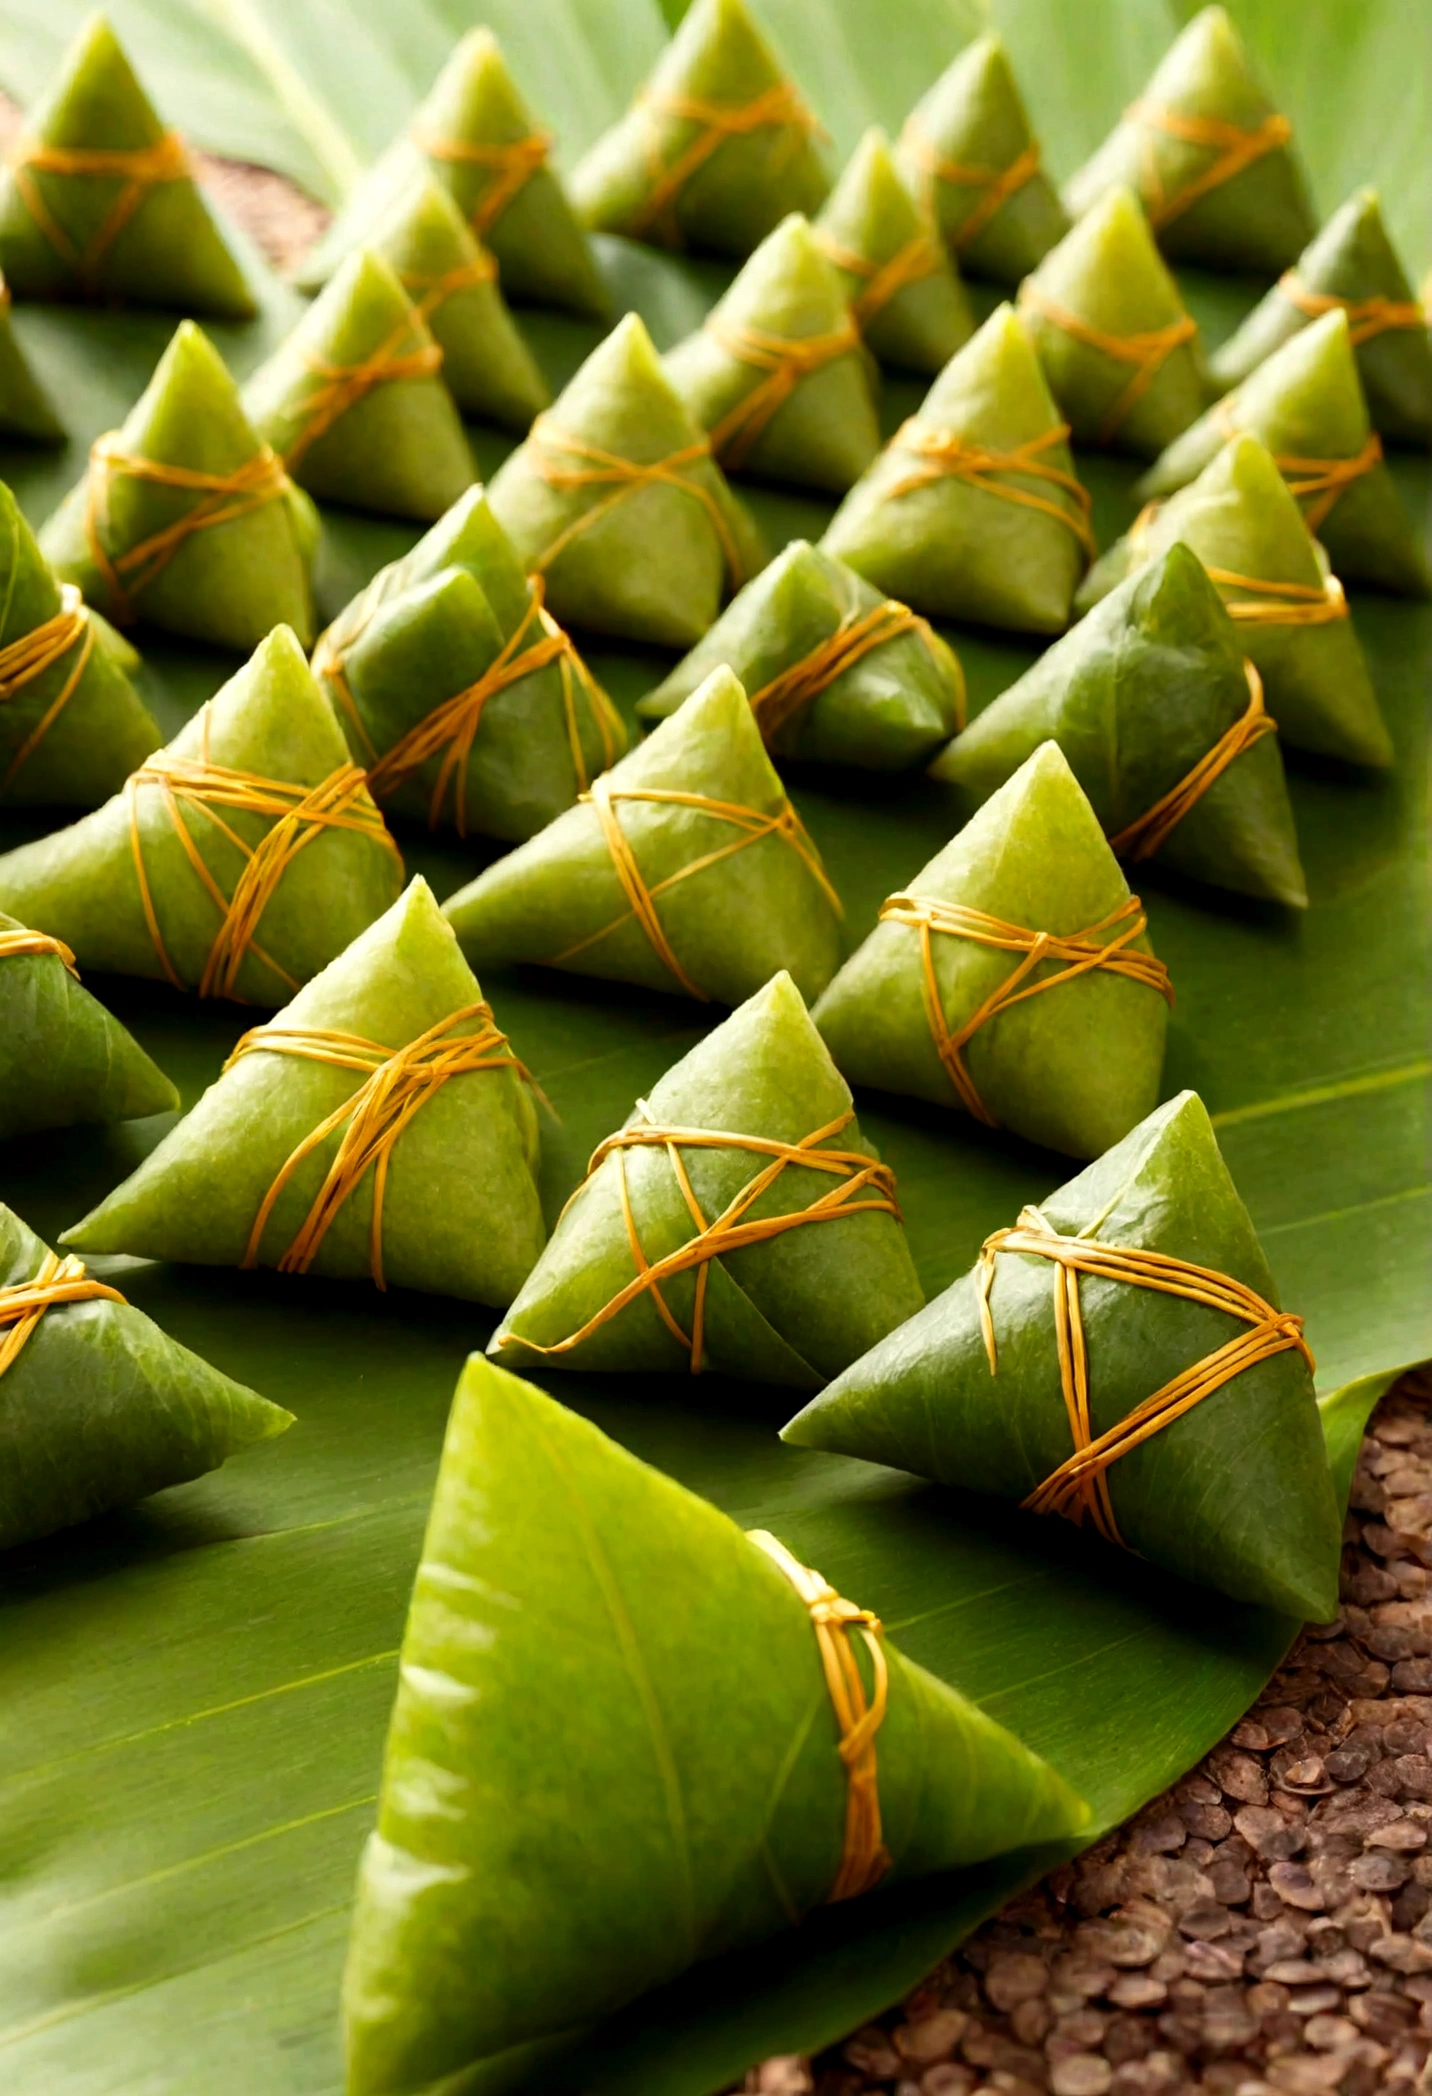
1080, 436, 1392, 768
785, 1091, 1342, 1621
65, 879, 544, 1308
0, 482, 160, 807
1138, 309, 1430, 596
362, 175, 548, 433
485, 313, 762, 647
931, 544, 1307, 909
293, 29, 607, 320
0, 1202, 289, 1551
1211, 189, 1432, 447
0, 626, 405, 1003
824, 303, 1093, 635
814, 745, 1171, 1159
0, 280, 63, 442
0, 15, 253, 317
39, 321, 318, 652
638, 538, 965, 770
0, 910, 177, 1140
1064, 6, 1315, 275
343, 1357, 1087, 2096
1019, 186, 1204, 457
494, 972, 924, 1388
243, 250, 472, 522
569, 0, 828, 258
664, 213, 880, 493
314, 487, 625, 843
813, 127, 973, 377
896, 35, 1068, 286
443, 666, 843, 1006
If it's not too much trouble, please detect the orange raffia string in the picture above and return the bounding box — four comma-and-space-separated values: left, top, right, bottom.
877, 893, 1173, 1126
883, 418, 1097, 558
898, 118, 1042, 252
810, 225, 946, 332
494, 1102, 899, 1372
704, 312, 862, 469
1018, 283, 1198, 443
0, 583, 94, 794
1277, 272, 1427, 348
628, 82, 822, 248
1127, 503, 1350, 627
7, 128, 190, 283
0, 1248, 126, 1379
399, 248, 499, 325
978, 1204, 1313, 1548
1125, 100, 1293, 231
748, 1529, 892, 1903
556, 774, 842, 1000
1212, 397, 1385, 536
1108, 659, 1275, 862
83, 435, 294, 626
0, 924, 79, 976
524, 415, 747, 585
126, 707, 399, 1001
748, 599, 965, 746
411, 123, 553, 238
284, 317, 445, 470
228, 1004, 531, 1289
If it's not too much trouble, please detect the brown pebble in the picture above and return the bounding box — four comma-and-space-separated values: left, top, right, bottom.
982, 1953, 1048, 2013
1049, 2054, 1112, 2095
1268, 1861, 1326, 1910
1235, 1807, 1304, 1860
1107, 1973, 1166, 2010
1370, 1819, 1429, 1851
893, 2012, 966, 2066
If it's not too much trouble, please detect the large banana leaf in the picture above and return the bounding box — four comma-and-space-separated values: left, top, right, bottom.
0, 3, 1427, 2092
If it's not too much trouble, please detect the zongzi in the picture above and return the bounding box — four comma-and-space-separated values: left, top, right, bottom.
0, 911, 176, 1141
814, 127, 972, 377
443, 666, 843, 1007
0, 277, 63, 442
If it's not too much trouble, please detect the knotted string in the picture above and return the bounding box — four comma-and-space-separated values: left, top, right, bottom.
811, 226, 947, 332
704, 312, 863, 468
126, 706, 399, 1001
1107, 659, 1275, 863
748, 1528, 892, 1903
83, 435, 294, 626
979, 1204, 1313, 1547
627, 82, 823, 248
1125, 101, 1293, 231
411, 123, 552, 237
884, 419, 1096, 557
0, 1249, 126, 1380
877, 893, 1173, 1126
284, 322, 445, 469
1018, 282, 1199, 443
1127, 503, 1349, 627
555, 774, 841, 1000
748, 598, 965, 746
399, 248, 499, 327
494, 1102, 899, 1372
227, 1004, 531, 1288
0, 924, 79, 976
0, 583, 94, 794
1277, 272, 1426, 348
7, 128, 190, 285
524, 416, 746, 585
898, 117, 1042, 252
1211, 398, 1383, 536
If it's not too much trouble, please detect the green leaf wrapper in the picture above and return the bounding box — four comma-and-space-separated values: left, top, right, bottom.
0, 909, 177, 1140
243, 250, 473, 523
0, 281, 63, 442
0, 626, 405, 1003
1079, 435, 1393, 768
315, 485, 626, 844
1064, 5, 1316, 276
341, 1355, 1088, 2094
1211, 188, 1432, 447
484, 312, 764, 647
361, 175, 549, 433
638, 537, 964, 770
442, 664, 843, 1006
64, 879, 544, 1308
0, 1202, 289, 1551
784, 1091, 1343, 1622
293, 29, 607, 321
0, 15, 253, 317
40, 320, 319, 651
813, 743, 1169, 1159
1138, 308, 1430, 597
569, 0, 829, 258
823, 303, 1091, 635
930, 543, 1308, 910
895, 35, 1068, 287
814, 127, 973, 378
663, 213, 881, 494
0, 480, 160, 806
1019, 186, 1205, 458
493, 970, 924, 1388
